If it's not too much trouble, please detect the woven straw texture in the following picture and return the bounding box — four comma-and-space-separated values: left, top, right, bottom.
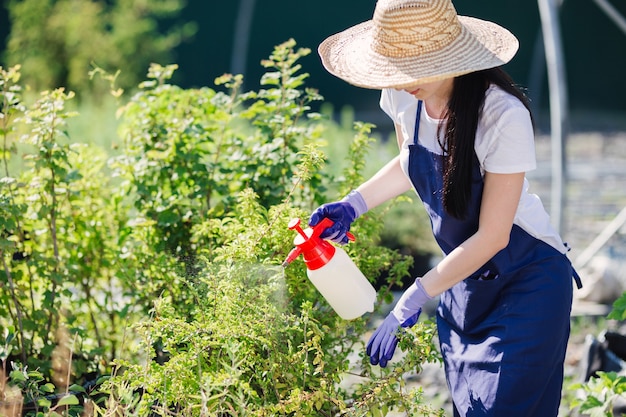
318, 0, 519, 89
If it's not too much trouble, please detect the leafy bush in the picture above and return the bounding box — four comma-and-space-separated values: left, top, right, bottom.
0, 65, 130, 416
3, 0, 196, 96
570, 371, 626, 417
568, 297, 626, 417
1, 40, 443, 416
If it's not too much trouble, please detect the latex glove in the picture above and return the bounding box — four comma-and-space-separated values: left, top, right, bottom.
366, 310, 421, 367
309, 190, 368, 244
366, 279, 433, 367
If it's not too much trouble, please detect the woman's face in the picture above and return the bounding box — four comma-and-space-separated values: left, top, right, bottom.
398, 77, 454, 102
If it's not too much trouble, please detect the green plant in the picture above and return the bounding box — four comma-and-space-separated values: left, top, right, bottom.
103, 40, 442, 415
570, 371, 626, 417
4, 0, 196, 97
110, 40, 328, 305
107, 191, 441, 415
567, 296, 626, 417
0, 37, 444, 415
0, 64, 142, 416
606, 293, 626, 323
0, 325, 85, 417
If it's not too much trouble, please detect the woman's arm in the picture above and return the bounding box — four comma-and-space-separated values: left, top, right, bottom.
420, 171, 525, 296
356, 123, 413, 210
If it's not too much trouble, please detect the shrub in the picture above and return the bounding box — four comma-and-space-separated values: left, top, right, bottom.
4, 0, 196, 97
568, 296, 626, 416
1, 39, 443, 416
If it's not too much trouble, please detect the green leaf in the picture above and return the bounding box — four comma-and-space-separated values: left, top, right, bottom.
609, 294, 626, 320
579, 395, 604, 411
56, 395, 80, 406
37, 397, 52, 408
9, 370, 26, 383
3, 326, 15, 344
40, 382, 55, 393
96, 376, 110, 385
69, 383, 86, 393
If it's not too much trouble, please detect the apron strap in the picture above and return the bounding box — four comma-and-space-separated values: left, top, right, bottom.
573, 268, 583, 289
413, 100, 423, 145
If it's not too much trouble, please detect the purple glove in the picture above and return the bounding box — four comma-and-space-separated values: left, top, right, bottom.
309, 190, 367, 244
366, 279, 433, 367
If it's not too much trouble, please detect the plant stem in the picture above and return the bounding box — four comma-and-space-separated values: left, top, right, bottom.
1, 251, 26, 365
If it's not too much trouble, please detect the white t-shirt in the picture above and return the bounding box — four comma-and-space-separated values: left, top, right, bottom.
380, 85, 567, 253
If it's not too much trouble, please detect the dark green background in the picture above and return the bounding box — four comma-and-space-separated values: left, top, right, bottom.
1, 0, 625, 128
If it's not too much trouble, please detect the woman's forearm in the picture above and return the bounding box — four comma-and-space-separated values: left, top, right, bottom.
420, 231, 508, 296
420, 172, 525, 297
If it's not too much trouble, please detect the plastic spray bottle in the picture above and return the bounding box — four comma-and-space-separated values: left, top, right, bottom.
282, 218, 376, 320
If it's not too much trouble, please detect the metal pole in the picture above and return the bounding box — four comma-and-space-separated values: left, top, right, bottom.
575, 206, 626, 269
537, 0, 569, 235
231, 0, 257, 81
592, 0, 626, 35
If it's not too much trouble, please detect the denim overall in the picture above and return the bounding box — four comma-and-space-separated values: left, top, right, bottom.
408, 101, 581, 416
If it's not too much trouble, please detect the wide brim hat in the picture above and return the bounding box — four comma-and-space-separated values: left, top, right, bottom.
318, 0, 519, 89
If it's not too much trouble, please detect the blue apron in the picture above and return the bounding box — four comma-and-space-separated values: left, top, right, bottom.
408, 101, 581, 416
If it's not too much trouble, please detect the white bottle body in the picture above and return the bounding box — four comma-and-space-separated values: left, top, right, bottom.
306, 246, 377, 320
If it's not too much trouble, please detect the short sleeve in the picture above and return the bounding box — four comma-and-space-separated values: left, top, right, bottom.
475, 87, 537, 174
379, 88, 397, 123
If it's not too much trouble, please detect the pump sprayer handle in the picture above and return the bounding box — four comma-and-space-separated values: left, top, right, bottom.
289, 217, 355, 241
314, 217, 356, 242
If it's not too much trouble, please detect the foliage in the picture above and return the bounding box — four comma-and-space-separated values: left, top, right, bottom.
570, 371, 626, 417
0, 64, 140, 417
568, 297, 626, 416
0, 68, 133, 374
0, 39, 443, 416
106, 40, 441, 415
3, 0, 196, 97
608, 294, 626, 322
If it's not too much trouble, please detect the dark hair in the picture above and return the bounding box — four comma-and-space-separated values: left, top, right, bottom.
439, 67, 532, 218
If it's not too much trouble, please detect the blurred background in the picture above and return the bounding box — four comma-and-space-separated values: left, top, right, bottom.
1, 0, 625, 132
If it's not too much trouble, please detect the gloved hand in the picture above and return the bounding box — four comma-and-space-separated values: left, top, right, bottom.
309, 190, 368, 244
366, 279, 433, 367
366, 310, 421, 367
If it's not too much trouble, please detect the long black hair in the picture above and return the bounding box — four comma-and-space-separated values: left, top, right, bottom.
438, 67, 532, 219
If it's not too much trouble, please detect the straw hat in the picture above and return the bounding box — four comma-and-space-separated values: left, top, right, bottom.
318, 0, 519, 89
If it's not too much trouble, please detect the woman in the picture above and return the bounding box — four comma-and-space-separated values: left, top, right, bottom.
308, 0, 582, 415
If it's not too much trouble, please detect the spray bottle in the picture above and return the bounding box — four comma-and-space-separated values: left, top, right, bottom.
282, 218, 376, 320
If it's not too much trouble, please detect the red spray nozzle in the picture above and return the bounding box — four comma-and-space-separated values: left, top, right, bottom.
282, 247, 301, 268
